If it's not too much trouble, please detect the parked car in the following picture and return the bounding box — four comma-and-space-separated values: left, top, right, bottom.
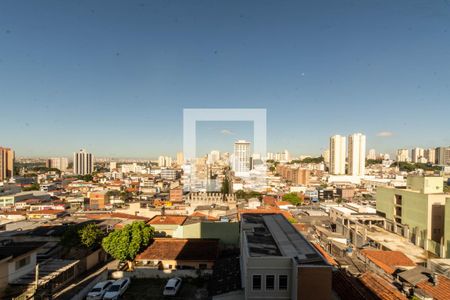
103, 277, 131, 300
86, 280, 114, 300
163, 277, 182, 296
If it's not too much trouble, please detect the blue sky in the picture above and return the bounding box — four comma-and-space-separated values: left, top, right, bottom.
1, 0, 450, 158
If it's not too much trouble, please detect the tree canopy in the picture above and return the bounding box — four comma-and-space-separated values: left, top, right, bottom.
102, 221, 154, 263
79, 223, 105, 248
60, 223, 104, 249
282, 193, 302, 206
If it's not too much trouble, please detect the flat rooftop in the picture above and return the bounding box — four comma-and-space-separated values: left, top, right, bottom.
364, 226, 429, 264
242, 213, 328, 265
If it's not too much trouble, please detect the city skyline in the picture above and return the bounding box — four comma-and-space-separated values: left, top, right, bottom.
1, 1, 450, 157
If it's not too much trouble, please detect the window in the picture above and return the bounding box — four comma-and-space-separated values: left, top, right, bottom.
252, 275, 262, 290
266, 275, 275, 290
15, 256, 31, 270
279, 275, 288, 290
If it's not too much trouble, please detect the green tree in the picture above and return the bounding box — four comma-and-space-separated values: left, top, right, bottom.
102, 221, 154, 270
79, 223, 104, 248
221, 176, 230, 194
366, 159, 382, 165
60, 225, 81, 248
282, 193, 302, 206
77, 174, 94, 182
23, 183, 40, 191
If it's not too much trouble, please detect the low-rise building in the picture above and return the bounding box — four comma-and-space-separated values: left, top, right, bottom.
135, 238, 219, 270
240, 213, 332, 300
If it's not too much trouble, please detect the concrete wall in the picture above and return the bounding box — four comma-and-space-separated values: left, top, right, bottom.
8, 252, 36, 283
445, 198, 450, 258
180, 222, 239, 246
297, 265, 331, 300
245, 256, 292, 300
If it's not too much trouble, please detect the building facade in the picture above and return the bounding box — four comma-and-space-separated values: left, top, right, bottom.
0, 147, 14, 182
376, 176, 447, 257
46, 157, 69, 171
411, 148, 425, 163
240, 213, 332, 300
329, 135, 346, 175
73, 149, 94, 175
436, 147, 450, 165
233, 140, 251, 175
396, 149, 409, 163
424, 148, 436, 164
348, 133, 366, 176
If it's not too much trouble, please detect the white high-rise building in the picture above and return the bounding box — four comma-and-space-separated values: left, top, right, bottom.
367, 149, 376, 160
281, 150, 290, 162
329, 135, 346, 175
411, 148, 425, 163
208, 150, 220, 164
348, 133, 366, 176
233, 140, 251, 175
73, 149, 94, 175
176, 152, 184, 166
396, 149, 409, 162
424, 148, 436, 164
267, 152, 274, 160
322, 149, 330, 165
47, 157, 69, 171
109, 161, 117, 172
158, 156, 172, 167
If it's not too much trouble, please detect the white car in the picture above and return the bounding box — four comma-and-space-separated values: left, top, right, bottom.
103, 277, 131, 300
86, 280, 114, 300
163, 277, 182, 296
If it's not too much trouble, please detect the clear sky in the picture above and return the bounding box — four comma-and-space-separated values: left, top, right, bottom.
1, 0, 450, 158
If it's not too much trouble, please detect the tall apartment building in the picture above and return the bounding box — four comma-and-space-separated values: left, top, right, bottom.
208, 150, 220, 164
424, 148, 436, 164
411, 148, 425, 163
0, 147, 14, 181
396, 149, 409, 162
322, 149, 330, 165
348, 133, 366, 176
329, 135, 346, 175
73, 149, 94, 175
367, 149, 376, 160
158, 156, 172, 167
176, 152, 184, 166
276, 165, 310, 186
109, 161, 117, 172
46, 157, 69, 171
436, 147, 450, 165
233, 140, 251, 174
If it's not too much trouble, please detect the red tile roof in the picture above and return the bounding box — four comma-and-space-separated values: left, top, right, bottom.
416, 274, 450, 300
361, 250, 415, 274
358, 272, 407, 300
262, 195, 277, 206
136, 238, 219, 261
190, 211, 218, 221
312, 243, 337, 266
148, 215, 187, 225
